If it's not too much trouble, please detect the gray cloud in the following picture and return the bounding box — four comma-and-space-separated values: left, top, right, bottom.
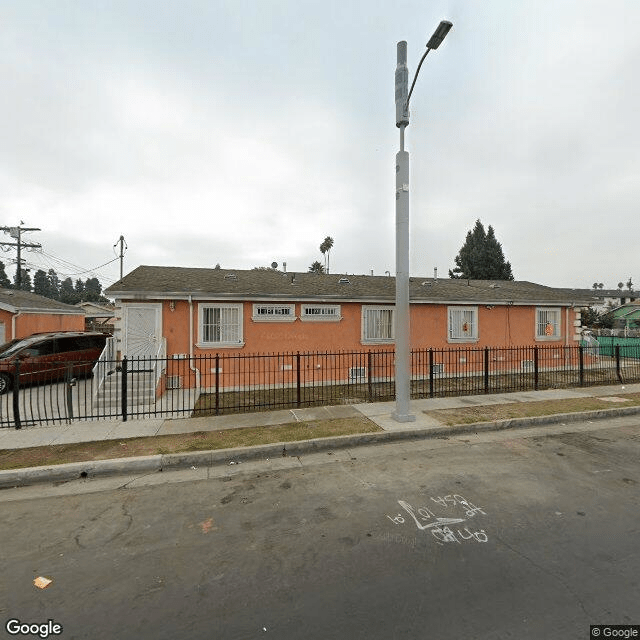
0, 0, 638, 290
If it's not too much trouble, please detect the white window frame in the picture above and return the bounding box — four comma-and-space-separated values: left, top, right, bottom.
536, 307, 561, 340
300, 304, 341, 322
362, 306, 394, 344
251, 303, 296, 323
448, 306, 478, 343
198, 303, 244, 348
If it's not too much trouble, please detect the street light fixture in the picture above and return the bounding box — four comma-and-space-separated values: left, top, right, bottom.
392, 20, 452, 423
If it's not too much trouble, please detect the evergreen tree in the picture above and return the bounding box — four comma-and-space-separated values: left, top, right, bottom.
449, 220, 514, 280
0, 261, 11, 289
33, 269, 51, 297
47, 269, 60, 300
308, 260, 325, 274
14, 268, 32, 291
59, 277, 76, 304
74, 278, 85, 301
85, 277, 103, 302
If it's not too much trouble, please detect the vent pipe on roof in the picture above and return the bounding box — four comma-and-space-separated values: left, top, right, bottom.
371, 269, 374, 276
283, 262, 287, 273
434, 267, 438, 280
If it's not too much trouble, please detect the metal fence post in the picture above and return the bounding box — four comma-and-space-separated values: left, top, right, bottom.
615, 344, 622, 383
121, 356, 128, 422
65, 363, 74, 422
429, 349, 434, 398
215, 354, 220, 415
12, 358, 21, 430
296, 351, 301, 408
534, 347, 539, 390
367, 351, 373, 402
579, 345, 584, 386
484, 347, 490, 393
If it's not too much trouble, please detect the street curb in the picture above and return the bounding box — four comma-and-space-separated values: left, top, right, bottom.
1, 405, 640, 489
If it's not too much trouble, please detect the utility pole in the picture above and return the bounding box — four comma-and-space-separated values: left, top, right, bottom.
114, 235, 127, 280
0, 224, 42, 289
392, 21, 452, 423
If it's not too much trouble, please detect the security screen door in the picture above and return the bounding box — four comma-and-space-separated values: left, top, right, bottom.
123, 304, 161, 370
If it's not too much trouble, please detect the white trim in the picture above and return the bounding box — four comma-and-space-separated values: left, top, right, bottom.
251, 303, 296, 322
198, 303, 244, 347
300, 304, 341, 322
361, 305, 395, 344
447, 306, 478, 343
535, 307, 562, 341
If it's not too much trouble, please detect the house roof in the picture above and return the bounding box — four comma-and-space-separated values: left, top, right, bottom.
0, 288, 85, 314
76, 301, 116, 317
613, 302, 640, 319
105, 266, 594, 306
554, 288, 638, 302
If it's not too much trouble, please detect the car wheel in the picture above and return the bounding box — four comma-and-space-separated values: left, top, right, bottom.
0, 373, 12, 394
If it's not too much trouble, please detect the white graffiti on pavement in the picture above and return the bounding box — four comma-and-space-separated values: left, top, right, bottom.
386, 494, 489, 546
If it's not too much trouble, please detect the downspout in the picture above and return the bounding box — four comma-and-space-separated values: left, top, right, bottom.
188, 295, 201, 389
11, 311, 24, 340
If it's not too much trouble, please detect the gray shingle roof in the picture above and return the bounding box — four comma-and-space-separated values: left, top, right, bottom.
0, 288, 85, 313
105, 266, 594, 306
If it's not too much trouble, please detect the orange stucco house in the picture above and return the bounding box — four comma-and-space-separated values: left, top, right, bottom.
105, 266, 591, 364
0, 288, 86, 344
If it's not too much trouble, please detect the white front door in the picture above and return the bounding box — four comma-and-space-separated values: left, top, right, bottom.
123, 304, 162, 366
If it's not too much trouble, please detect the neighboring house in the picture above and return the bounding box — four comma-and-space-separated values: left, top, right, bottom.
77, 301, 116, 334
105, 266, 592, 361
557, 288, 639, 313
610, 302, 640, 331
0, 288, 85, 345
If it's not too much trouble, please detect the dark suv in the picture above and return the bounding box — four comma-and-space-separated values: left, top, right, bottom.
0, 332, 109, 394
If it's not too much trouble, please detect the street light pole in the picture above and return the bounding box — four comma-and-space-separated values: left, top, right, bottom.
392, 21, 452, 423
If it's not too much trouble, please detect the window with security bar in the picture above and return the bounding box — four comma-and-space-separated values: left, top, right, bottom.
362, 307, 394, 343
448, 307, 478, 342
252, 304, 295, 322
536, 307, 561, 339
301, 304, 341, 321
199, 304, 243, 346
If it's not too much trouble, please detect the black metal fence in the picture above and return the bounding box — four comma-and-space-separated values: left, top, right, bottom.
2, 344, 640, 428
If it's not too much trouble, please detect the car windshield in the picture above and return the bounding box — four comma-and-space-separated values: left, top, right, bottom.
0, 339, 22, 355
0, 338, 39, 358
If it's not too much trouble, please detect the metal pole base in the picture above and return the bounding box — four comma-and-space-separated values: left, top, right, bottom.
391, 411, 416, 423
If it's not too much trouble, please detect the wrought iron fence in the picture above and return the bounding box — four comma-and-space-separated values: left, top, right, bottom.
2, 344, 640, 428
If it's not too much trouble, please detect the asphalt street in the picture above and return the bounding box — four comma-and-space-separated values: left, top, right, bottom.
1, 416, 639, 640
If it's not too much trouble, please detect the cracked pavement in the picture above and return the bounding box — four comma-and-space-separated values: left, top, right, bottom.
1, 415, 639, 639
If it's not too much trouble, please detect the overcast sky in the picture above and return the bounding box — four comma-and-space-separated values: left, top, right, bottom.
1, 1, 638, 291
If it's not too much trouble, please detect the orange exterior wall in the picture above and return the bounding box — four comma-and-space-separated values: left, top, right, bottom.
0, 310, 85, 342
156, 300, 580, 356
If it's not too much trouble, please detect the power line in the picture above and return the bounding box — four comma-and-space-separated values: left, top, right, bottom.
0, 224, 42, 288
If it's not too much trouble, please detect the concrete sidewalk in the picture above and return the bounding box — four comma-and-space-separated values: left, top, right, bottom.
1, 382, 639, 451
3, 382, 640, 488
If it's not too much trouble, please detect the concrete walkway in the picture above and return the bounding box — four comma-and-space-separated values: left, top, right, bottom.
1, 382, 639, 451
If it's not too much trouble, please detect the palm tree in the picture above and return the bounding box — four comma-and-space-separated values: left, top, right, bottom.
319, 236, 334, 274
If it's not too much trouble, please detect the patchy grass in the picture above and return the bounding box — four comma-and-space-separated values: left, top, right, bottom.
425, 393, 640, 426
0, 416, 381, 471
192, 370, 632, 417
